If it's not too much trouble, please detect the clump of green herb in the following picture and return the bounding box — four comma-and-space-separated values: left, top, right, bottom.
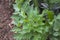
11, 0, 56, 40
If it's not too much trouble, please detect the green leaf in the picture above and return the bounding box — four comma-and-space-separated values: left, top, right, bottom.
53, 32, 59, 36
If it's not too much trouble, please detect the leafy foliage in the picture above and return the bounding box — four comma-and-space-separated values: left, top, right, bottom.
11, 0, 60, 40
50, 14, 60, 40
11, 0, 54, 40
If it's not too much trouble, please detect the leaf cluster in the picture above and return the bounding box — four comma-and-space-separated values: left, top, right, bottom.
11, 0, 60, 40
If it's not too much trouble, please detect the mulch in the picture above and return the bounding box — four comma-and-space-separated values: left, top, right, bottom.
0, 0, 14, 40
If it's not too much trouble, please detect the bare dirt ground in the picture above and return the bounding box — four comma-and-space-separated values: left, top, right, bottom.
0, 0, 14, 40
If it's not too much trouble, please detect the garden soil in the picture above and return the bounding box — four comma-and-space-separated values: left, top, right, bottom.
0, 0, 14, 40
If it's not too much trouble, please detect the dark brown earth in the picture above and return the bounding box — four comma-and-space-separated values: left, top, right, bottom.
0, 0, 14, 40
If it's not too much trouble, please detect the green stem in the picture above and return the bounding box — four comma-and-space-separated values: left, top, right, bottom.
33, 0, 39, 7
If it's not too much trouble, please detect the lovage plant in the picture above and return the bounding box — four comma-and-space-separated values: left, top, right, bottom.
11, 0, 54, 40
